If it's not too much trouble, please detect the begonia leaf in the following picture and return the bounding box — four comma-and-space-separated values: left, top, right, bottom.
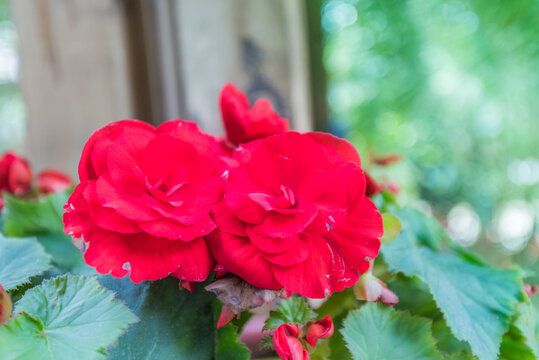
101, 276, 248, 360
382, 208, 524, 360
2, 190, 70, 236
264, 297, 316, 330
380, 213, 401, 244
1, 190, 84, 272
0, 275, 137, 359
216, 323, 250, 360
0, 235, 51, 290
341, 303, 443, 360
499, 302, 539, 360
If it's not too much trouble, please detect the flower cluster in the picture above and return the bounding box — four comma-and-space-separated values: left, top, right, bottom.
0, 151, 72, 209
63, 83, 383, 298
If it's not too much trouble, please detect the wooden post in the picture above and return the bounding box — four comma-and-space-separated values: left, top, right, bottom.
10, 0, 326, 175
10, 0, 139, 176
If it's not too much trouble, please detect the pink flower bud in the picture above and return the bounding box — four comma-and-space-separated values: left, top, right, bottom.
37, 169, 73, 194
273, 323, 309, 360
379, 286, 399, 306
354, 274, 399, 306
305, 315, 334, 347
354, 273, 383, 302
0, 283, 12, 325
525, 284, 538, 298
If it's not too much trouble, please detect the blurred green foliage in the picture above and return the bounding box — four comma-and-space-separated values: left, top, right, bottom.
322, 0, 538, 257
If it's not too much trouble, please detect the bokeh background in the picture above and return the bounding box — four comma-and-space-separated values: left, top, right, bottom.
321, 0, 539, 271
0, 0, 537, 271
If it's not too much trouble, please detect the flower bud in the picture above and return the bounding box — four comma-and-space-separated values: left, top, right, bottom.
0, 283, 12, 325
525, 284, 538, 298
37, 169, 72, 194
178, 280, 195, 293
354, 273, 383, 302
372, 154, 402, 166
305, 315, 334, 347
273, 323, 309, 360
0, 151, 32, 200
354, 274, 399, 306
217, 305, 236, 328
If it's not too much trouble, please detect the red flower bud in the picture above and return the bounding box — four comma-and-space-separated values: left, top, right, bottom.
219, 83, 289, 146
273, 323, 309, 360
365, 172, 383, 196
217, 305, 236, 328
178, 280, 195, 293
0, 283, 12, 325
0, 151, 32, 203
372, 154, 402, 166
305, 315, 334, 347
37, 169, 73, 194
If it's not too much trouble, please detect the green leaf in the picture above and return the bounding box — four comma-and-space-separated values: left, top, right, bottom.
383, 209, 524, 360
2, 190, 70, 236
500, 302, 539, 360
1, 190, 84, 272
514, 302, 539, 357
327, 311, 353, 360
0, 275, 137, 360
36, 233, 85, 272
264, 297, 316, 330
380, 213, 401, 244
341, 303, 443, 360
0, 235, 51, 290
100, 276, 218, 359
216, 323, 250, 360
443, 351, 477, 360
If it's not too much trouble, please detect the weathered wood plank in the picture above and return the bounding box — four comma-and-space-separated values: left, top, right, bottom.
10, 0, 137, 175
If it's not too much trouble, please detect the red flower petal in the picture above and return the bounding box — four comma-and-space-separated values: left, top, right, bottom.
80, 120, 154, 181
138, 216, 216, 241
246, 225, 300, 254
261, 234, 312, 266
84, 228, 211, 282
327, 197, 382, 273
206, 230, 281, 290
210, 201, 247, 236
305, 315, 334, 347
252, 202, 318, 238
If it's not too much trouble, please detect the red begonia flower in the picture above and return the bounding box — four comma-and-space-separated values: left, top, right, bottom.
220, 83, 289, 146
305, 315, 334, 347
37, 169, 73, 194
0, 151, 32, 207
273, 323, 309, 360
207, 132, 383, 298
63, 119, 224, 283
